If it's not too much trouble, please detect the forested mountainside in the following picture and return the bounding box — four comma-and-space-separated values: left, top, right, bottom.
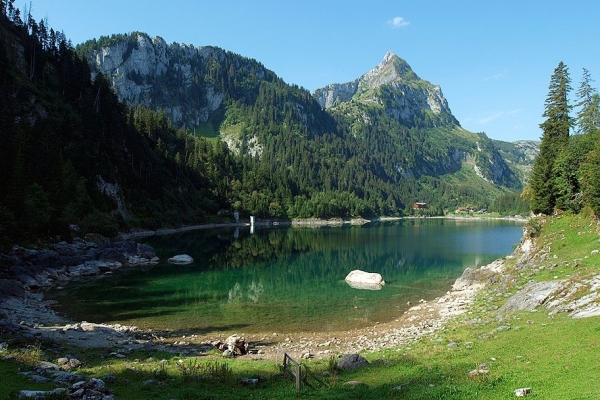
80, 33, 530, 209
0, 8, 533, 248
0, 14, 236, 247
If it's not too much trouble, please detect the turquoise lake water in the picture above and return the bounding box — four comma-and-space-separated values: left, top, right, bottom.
48, 219, 524, 334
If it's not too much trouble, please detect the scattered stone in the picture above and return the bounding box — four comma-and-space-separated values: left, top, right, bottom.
28, 374, 52, 383
468, 369, 490, 378
222, 349, 234, 357
447, 342, 458, 349
48, 370, 85, 383
18, 388, 67, 399
514, 387, 532, 397
392, 379, 412, 391
56, 357, 69, 366
344, 380, 365, 386
213, 334, 249, 356
167, 254, 194, 264
337, 354, 369, 370
38, 361, 60, 370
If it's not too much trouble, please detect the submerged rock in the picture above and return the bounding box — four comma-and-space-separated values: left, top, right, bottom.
344, 270, 385, 289
167, 254, 194, 264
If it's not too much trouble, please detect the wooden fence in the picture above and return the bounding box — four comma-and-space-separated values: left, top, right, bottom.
282, 352, 302, 390
280, 350, 326, 391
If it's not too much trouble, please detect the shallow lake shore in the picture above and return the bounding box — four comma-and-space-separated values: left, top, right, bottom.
0, 255, 512, 360
1, 215, 527, 359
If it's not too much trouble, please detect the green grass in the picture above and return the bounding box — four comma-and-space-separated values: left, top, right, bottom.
517, 213, 600, 283
0, 345, 56, 399
2, 214, 600, 399
3, 311, 599, 399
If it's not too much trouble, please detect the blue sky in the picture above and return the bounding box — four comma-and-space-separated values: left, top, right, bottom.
28, 0, 599, 142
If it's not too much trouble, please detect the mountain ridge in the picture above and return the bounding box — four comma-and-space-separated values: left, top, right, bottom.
313, 51, 456, 128
78, 32, 529, 203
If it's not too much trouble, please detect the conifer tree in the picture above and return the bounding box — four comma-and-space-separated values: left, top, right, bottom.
575, 69, 600, 136
529, 62, 572, 214
580, 148, 600, 216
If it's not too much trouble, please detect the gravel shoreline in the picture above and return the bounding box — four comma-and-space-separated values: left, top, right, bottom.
0, 256, 507, 360
1, 218, 525, 359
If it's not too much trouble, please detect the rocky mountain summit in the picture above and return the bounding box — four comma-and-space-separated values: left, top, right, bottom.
83, 32, 253, 128
314, 51, 456, 127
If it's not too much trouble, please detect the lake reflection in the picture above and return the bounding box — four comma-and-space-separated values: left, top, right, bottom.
48, 219, 524, 334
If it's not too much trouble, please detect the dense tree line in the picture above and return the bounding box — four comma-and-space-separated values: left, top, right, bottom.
527, 63, 600, 216
0, 6, 532, 249
0, 8, 238, 248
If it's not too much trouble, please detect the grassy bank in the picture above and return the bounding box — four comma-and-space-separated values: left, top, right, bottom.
1, 213, 599, 399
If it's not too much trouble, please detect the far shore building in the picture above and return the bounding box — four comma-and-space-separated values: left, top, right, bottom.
413, 202, 427, 210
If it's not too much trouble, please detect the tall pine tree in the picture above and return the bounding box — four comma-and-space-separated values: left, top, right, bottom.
575, 69, 600, 136
529, 62, 572, 214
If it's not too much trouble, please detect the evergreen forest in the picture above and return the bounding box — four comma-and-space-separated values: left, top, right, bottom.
0, 3, 549, 250
527, 62, 600, 217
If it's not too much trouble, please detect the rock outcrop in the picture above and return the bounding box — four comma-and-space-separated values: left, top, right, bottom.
0, 238, 158, 297
337, 353, 369, 370
313, 51, 455, 123
87, 33, 230, 128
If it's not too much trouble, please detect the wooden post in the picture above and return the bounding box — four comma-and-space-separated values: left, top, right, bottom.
283, 352, 302, 390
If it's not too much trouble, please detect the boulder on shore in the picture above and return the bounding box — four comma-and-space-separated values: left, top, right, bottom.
167, 254, 194, 264
338, 353, 369, 370
344, 270, 385, 289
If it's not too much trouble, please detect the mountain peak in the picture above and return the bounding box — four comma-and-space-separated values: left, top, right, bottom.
361, 52, 420, 89
382, 51, 396, 63
313, 52, 456, 126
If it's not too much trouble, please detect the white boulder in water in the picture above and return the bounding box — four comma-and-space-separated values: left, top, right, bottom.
344, 270, 385, 290
167, 254, 194, 264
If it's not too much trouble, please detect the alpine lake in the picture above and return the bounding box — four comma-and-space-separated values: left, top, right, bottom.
47, 218, 524, 335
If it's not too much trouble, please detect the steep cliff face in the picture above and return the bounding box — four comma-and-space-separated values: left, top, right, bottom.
314, 52, 457, 127
83, 33, 238, 128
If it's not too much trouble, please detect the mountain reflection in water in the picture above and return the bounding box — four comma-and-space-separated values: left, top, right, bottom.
47, 219, 523, 334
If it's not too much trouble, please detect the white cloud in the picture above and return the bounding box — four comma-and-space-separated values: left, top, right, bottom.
478, 111, 504, 124
477, 109, 520, 124
388, 16, 410, 28
483, 71, 506, 81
